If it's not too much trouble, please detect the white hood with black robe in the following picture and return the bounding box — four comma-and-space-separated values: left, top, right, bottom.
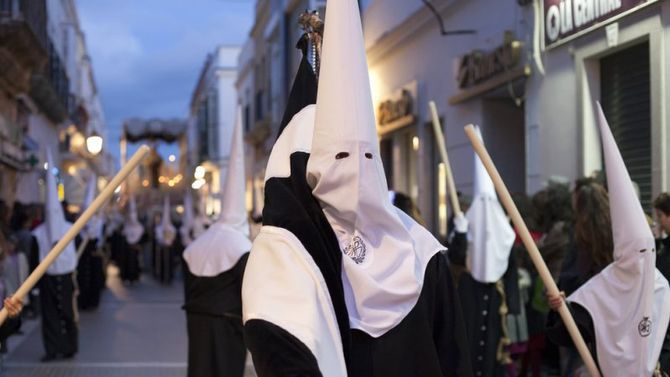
81, 174, 104, 244
566, 104, 670, 376
243, 2, 470, 376
33, 149, 76, 275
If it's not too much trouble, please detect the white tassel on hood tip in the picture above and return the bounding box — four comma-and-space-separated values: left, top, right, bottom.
156, 196, 176, 246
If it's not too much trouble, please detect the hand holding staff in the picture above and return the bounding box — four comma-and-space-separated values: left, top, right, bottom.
0, 145, 151, 326
464, 125, 601, 377
429, 101, 462, 216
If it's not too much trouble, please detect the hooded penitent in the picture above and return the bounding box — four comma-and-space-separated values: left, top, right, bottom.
568, 103, 670, 376
32, 149, 76, 274
183, 106, 251, 277
305, 0, 443, 338
242, 32, 351, 375
155, 197, 176, 247
180, 191, 195, 246
465, 126, 515, 283
82, 174, 103, 241
123, 195, 144, 245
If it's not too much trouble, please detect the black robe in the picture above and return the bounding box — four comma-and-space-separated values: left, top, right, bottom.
244, 40, 471, 377
245, 252, 471, 377
118, 236, 142, 283
183, 253, 249, 377
448, 231, 520, 377
76, 238, 105, 310
40, 272, 78, 357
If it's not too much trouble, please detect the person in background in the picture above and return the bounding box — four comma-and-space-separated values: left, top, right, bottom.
389, 191, 427, 226
0, 297, 23, 341
653, 193, 670, 281
3, 234, 29, 316
11, 205, 38, 318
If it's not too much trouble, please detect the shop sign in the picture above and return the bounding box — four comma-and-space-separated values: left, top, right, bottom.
376, 81, 417, 135
456, 32, 523, 90
544, 0, 659, 49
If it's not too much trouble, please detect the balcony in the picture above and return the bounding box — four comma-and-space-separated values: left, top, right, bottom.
0, 0, 47, 95
29, 38, 70, 123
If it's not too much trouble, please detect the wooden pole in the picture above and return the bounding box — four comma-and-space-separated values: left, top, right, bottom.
0, 145, 151, 325
463, 125, 601, 377
429, 101, 462, 216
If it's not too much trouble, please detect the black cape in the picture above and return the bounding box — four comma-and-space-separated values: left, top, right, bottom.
183, 253, 249, 377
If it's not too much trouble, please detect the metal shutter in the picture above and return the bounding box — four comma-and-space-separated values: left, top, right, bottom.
600, 41, 651, 210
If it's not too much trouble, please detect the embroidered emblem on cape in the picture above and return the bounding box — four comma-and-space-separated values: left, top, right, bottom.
639, 316, 652, 337
344, 236, 366, 264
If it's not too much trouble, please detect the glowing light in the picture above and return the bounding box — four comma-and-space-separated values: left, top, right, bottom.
168, 154, 176, 162
168, 180, 175, 187
114, 186, 121, 194
43, 162, 48, 170
67, 166, 76, 175
159, 176, 167, 183
142, 179, 149, 187
412, 136, 420, 151
194, 166, 205, 180
86, 132, 103, 155
176, 205, 184, 214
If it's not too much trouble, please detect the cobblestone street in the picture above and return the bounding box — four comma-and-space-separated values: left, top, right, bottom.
1, 266, 255, 377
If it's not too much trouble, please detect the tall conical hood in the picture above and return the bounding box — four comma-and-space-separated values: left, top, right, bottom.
596, 103, 653, 255
45, 148, 67, 246
305, 0, 444, 338
82, 174, 103, 240
180, 191, 195, 245
35, 148, 76, 275
217, 106, 249, 236
156, 196, 175, 246
310, 0, 379, 157
472, 127, 496, 197
466, 126, 515, 283
123, 194, 144, 245
567, 103, 670, 377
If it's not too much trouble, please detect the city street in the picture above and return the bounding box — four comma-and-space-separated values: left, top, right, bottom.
1, 266, 256, 377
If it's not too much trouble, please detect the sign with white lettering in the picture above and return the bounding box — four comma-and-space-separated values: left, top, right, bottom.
544, 0, 658, 48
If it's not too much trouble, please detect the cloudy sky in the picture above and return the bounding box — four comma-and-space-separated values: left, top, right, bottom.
77, 0, 254, 163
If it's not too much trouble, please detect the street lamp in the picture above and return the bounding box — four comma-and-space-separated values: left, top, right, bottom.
86, 131, 103, 155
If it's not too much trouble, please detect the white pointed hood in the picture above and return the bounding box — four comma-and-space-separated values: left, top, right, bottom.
123, 194, 144, 245
305, 0, 443, 338
184, 106, 251, 277
569, 103, 670, 376
192, 195, 209, 239
180, 191, 194, 246
155, 196, 176, 246
82, 174, 103, 241
32, 148, 76, 274
465, 126, 515, 283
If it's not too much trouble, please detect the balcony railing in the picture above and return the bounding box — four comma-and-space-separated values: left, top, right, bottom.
0, 0, 47, 94
29, 38, 70, 123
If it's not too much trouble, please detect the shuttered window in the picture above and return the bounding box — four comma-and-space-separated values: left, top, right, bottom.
600, 41, 651, 210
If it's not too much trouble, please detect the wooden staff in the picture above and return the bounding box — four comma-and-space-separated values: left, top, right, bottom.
429, 101, 462, 216
464, 124, 600, 377
0, 145, 151, 325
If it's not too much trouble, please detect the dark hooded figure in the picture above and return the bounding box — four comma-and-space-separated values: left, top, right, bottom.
241, 2, 472, 376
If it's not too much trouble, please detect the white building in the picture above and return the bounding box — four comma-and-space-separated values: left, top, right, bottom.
189, 46, 241, 217
1, 0, 109, 207
363, 0, 669, 236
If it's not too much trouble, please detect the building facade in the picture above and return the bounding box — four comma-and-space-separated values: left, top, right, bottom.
0, 0, 109, 209
189, 46, 241, 217
239, 0, 669, 236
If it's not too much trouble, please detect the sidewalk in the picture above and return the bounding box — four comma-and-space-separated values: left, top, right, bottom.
2, 265, 256, 377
